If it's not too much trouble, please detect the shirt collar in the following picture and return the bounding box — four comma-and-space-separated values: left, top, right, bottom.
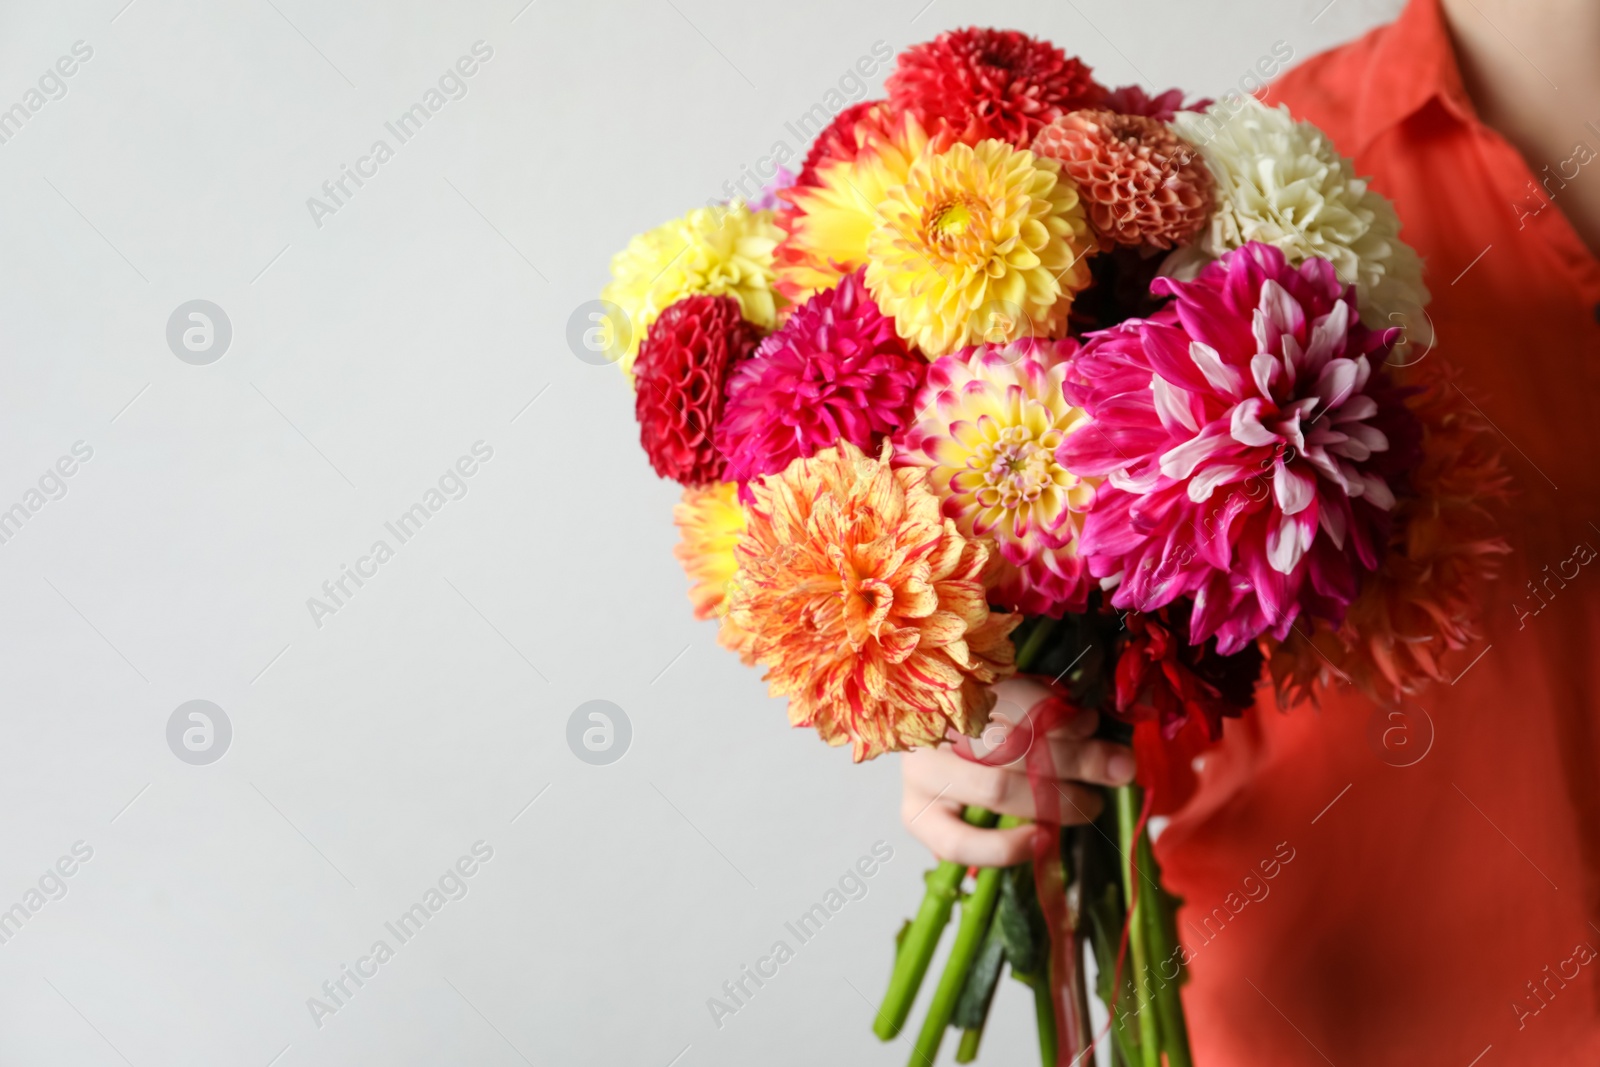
1351, 0, 1477, 155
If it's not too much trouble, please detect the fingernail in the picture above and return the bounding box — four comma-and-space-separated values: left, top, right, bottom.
1107, 752, 1136, 784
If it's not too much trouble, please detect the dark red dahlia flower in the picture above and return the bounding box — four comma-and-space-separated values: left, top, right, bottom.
1113, 603, 1261, 814
885, 27, 1105, 147
1114, 604, 1260, 742
1099, 84, 1213, 123
634, 295, 762, 486
716, 270, 923, 489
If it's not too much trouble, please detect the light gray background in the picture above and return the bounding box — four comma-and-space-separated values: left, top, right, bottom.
0, 1, 1402, 1064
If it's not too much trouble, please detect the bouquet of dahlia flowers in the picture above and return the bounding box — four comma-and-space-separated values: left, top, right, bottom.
601, 26, 1508, 1066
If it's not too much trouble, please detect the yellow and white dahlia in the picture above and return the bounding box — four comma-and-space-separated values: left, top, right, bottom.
1171, 98, 1429, 327
893, 338, 1099, 615
601, 201, 783, 382
864, 139, 1095, 358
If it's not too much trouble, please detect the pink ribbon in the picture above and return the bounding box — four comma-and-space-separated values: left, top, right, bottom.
953, 678, 1084, 1064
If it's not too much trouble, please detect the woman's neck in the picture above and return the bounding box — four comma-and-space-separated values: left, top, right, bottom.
1439, 0, 1600, 252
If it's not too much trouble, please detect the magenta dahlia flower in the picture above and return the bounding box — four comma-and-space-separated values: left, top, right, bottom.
1058, 242, 1421, 653
717, 270, 924, 489
894, 338, 1098, 616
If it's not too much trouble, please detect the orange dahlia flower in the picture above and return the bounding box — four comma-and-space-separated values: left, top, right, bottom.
727, 441, 1019, 760
1268, 369, 1512, 706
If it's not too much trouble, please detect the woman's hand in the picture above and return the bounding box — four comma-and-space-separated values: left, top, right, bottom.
900, 675, 1136, 868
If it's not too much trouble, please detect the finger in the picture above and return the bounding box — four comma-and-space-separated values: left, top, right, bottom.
1047, 780, 1106, 825
903, 801, 1035, 867
906, 750, 1040, 819
1042, 736, 1136, 787
905, 743, 1112, 818
1049, 705, 1100, 741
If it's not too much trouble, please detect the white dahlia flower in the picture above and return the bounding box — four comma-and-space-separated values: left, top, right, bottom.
1170, 98, 1429, 328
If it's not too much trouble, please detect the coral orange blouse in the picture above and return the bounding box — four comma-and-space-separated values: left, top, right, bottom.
1160, 1, 1600, 1063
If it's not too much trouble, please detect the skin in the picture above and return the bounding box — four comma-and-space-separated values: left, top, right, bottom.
1440, 0, 1600, 255
900, 675, 1136, 867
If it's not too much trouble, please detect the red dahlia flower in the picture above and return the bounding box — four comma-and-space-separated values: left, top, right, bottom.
1115, 604, 1260, 742
793, 100, 899, 187
885, 27, 1105, 147
1115, 603, 1261, 813
633, 295, 762, 486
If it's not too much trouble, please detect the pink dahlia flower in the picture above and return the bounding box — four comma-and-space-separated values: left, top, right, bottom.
894, 338, 1098, 616
717, 270, 923, 489
1058, 242, 1421, 653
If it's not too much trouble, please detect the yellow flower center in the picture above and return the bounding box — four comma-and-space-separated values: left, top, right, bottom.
974, 425, 1063, 511
932, 200, 973, 236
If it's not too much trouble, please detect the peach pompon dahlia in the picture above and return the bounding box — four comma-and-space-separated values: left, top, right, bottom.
893, 338, 1099, 616
774, 110, 950, 303
726, 441, 1019, 761
1030, 109, 1214, 250
864, 139, 1095, 358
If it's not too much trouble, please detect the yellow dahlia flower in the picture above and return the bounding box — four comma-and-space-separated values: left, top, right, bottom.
727, 441, 1019, 761
601, 201, 783, 382
672, 481, 757, 663
774, 112, 944, 303
865, 139, 1095, 358
672, 481, 745, 620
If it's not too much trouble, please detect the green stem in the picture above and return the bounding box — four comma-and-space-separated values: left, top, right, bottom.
1137, 827, 1192, 1067
908, 815, 1023, 1067
1115, 786, 1160, 1067
876, 807, 1000, 1040
877, 622, 1059, 1043
955, 1025, 984, 1063
1015, 616, 1059, 672
1033, 969, 1058, 1067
